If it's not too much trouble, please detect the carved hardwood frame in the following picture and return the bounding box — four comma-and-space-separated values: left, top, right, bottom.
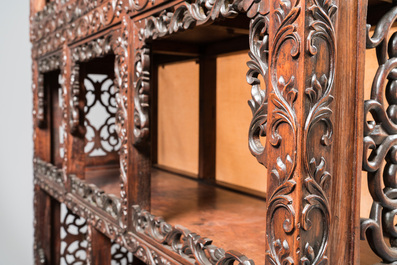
65, 22, 131, 228
133, 0, 337, 264
31, 0, 354, 264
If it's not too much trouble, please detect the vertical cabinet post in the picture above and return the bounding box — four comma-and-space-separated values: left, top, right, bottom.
246, 0, 366, 264
198, 52, 217, 180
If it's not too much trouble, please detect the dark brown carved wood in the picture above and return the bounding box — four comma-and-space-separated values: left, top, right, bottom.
361, 6, 397, 264
30, 0, 385, 264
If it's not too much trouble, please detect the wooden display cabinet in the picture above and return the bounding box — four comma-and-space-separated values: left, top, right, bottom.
30, 0, 397, 264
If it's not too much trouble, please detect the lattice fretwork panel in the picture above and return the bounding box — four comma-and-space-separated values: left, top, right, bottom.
84, 73, 120, 158
111, 243, 134, 265
60, 204, 88, 265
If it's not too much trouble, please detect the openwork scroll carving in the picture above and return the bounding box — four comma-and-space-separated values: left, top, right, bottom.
247, 12, 269, 167
84, 74, 120, 157
60, 204, 88, 265
361, 6, 397, 264
111, 243, 134, 264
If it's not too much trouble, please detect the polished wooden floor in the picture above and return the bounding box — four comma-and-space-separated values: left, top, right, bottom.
86, 167, 381, 264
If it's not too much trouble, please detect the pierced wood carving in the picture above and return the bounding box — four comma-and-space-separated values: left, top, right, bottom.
301, 1, 336, 264
111, 243, 134, 264
60, 204, 88, 265
361, 6, 397, 264
33, 158, 175, 265
247, 12, 269, 166
69, 175, 122, 220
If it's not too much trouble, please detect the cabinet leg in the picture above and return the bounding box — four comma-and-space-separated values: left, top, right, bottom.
33, 186, 61, 265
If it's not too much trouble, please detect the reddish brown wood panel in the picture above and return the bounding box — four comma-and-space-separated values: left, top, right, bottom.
87, 225, 112, 265
198, 53, 217, 180
34, 187, 61, 265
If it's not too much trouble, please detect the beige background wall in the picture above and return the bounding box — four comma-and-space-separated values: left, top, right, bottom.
157, 52, 267, 192
216, 52, 267, 192
157, 60, 199, 175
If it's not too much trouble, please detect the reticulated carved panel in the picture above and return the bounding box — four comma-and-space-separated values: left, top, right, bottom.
67, 21, 131, 228
60, 203, 88, 265
361, 6, 397, 264
83, 72, 120, 158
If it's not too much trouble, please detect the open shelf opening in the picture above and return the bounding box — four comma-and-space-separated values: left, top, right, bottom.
76, 54, 121, 198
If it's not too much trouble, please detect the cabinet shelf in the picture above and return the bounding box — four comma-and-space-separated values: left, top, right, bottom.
85, 167, 379, 265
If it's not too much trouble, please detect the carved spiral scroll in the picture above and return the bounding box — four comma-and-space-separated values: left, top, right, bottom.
247, 12, 269, 167
361, 6, 397, 264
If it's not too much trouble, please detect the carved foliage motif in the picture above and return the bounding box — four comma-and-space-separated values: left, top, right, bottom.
300, 1, 336, 264
137, 0, 240, 42
70, 175, 122, 220
133, 0, 248, 147
33, 159, 176, 265
132, 47, 150, 144
247, 12, 269, 166
31, 0, 124, 57
361, 6, 397, 263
